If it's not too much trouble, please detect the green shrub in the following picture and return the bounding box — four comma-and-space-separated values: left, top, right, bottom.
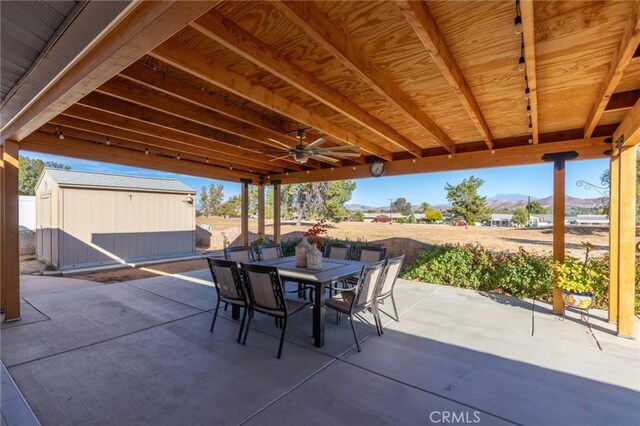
402, 243, 640, 312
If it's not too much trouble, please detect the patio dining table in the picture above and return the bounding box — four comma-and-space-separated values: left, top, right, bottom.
251, 256, 368, 347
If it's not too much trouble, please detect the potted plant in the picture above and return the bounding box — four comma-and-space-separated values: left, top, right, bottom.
555, 242, 600, 310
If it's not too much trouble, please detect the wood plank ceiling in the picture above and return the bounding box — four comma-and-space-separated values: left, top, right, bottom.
19, 0, 640, 184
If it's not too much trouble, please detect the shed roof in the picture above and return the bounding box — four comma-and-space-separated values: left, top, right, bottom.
43, 168, 195, 193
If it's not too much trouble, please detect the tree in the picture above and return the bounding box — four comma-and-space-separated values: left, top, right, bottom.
418, 202, 431, 214
218, 195, 241, 218
425, 209, 443, 223
324, 180, 356, 222
526, 200, 549, 214
18, 155, 70, 195
512, 208, 529, 226
281, 180, 356, 225
353, 211, 365, 222
198, 183, 224, 216
445, 176, 492, 225
392, 197, 412, 215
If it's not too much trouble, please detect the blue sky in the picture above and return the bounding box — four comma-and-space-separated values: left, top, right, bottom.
23, 150, 609, 207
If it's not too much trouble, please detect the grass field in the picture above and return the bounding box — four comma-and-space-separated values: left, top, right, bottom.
197, 217, 613, 258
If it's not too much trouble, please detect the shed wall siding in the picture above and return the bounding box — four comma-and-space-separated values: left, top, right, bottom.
57, 188, 194, 269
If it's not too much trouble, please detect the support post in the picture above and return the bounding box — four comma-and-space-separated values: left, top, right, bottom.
258, 184, 265, 237
272, 180, 281, 244
240, 179, 250, 246
617, 144, 637, 337
608, 147, 620, 322
1, 140, 21, 321
552, 159, 566, 314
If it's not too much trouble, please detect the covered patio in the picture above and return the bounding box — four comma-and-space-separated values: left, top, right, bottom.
1, 271, 638, 425
1, 0, 640, 424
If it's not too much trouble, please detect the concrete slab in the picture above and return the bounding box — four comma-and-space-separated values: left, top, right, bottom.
406, 286, 533, 336
344, 308, 640, 425
19, 275, 103, 298
125, 269, 216, 311
2, 283, 200, 367
535, 301, 640, 359
1, 363, 38, 426
8, 313, 332, 425
246, 360, 512, 426
0, 302, 48, 330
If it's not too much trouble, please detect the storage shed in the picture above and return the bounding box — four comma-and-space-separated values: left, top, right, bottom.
35, 168, 196, 270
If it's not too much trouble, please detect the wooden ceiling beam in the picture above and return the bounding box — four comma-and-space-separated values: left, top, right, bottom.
614, 99, 640, 147
274, 1, 455, 152
584, 0, 640, 138
45, 117, 276, 174
118, 61, 365, 165
120, 62, 289, 135
520, 0, 539, 144
2, 1, 218, 142
21, 131, 256, 183
396, 0, 492, 150
605, 90, 640, 112
190, 10, 424, 157
74, 92, 315, 170
39, 124, 267, 174
150, 41, 393, 160
271, 137, 608, 184
94, 77, 330, 168
62, 103, 296, 173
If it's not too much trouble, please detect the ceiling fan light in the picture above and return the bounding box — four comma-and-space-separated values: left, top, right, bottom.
294, 152, 309, 163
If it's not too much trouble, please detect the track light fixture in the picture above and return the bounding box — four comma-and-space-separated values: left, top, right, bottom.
177, 153, 181, 160
205, 158, 209, 163
55, 127, 64, 140
145, 147, 149, 155
105, 137, 111, 146
524, 87, 530, 100
528, 137, 533, 144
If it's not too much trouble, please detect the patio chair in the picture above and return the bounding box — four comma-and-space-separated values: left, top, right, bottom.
240, 263, 311, 358
325, 260, 386, 352
375, 255, 405, 327
258, 243, 283, 261
224, 246, 255, 263
206, 258, 249, 343
346, 246, 387, 287
324, 243, 352, 260
355, 245, 387, 262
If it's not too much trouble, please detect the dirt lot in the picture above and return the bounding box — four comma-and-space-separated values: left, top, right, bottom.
198, 216, 611, 257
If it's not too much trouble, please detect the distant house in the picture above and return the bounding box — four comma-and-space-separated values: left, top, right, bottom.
374, 215, 391, 223
573, 215, 609, 226
530, 214, 553, 227
36, 169, 196, 270
489, 214, 514, 227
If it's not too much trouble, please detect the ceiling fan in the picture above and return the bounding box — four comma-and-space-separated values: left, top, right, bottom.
267, 128, 361, 164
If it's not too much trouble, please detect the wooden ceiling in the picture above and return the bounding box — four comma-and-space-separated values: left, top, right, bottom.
13, 0, 640, 184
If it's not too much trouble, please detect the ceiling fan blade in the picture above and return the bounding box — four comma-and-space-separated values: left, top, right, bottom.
320, 152, 361, 157
267, 138, 294, 149
270, 154, 293, 162
313, 145, 360, 153
304, 138, 327, 150
311, 155, 339, 163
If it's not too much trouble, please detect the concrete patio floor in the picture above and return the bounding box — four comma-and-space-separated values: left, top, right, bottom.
1, 271, 638, 426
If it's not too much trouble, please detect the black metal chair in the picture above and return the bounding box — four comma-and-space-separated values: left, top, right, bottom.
224, 246, 255, 263
375, 255, 405, 327
324, 243, 352, 260
355, 245, 387, 262
258, 243, 283, 261
346, 246, 387, 287
206, 258, 249, 343
240, 263, 310, 358
325, 260, 386, 351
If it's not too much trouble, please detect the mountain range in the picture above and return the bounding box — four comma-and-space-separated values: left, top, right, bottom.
345, 193, 605, 213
